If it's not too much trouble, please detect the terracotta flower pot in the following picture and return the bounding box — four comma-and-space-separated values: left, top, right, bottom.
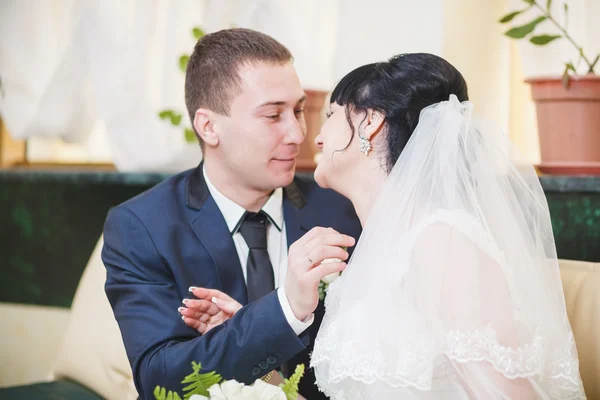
296, 89, 327, 172
526, 75, 600, 175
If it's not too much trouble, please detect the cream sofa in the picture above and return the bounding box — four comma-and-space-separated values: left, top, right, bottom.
2, 237, 599, 399
558, 259, 600, 399
48, 236, 139, 399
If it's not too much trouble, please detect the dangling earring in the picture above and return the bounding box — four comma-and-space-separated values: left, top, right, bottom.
358, 134, 371, 156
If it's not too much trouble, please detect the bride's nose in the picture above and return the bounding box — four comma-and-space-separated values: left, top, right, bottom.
314, 133, 323, 149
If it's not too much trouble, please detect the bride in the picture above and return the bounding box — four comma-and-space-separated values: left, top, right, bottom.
185, 53, 586, 399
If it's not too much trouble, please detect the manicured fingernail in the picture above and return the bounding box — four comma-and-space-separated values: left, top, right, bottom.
182, 298, 190, 304
178, 307, 185, 313
211, 297, 219, 304
189, 286, 198, 292
181, 315, 185, 321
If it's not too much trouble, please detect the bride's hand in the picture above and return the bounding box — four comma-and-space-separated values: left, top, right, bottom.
180, 287, 242, 334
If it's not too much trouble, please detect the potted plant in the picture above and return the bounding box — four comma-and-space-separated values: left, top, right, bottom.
500, 0, 600, 175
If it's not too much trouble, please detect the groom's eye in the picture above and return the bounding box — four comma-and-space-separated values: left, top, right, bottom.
266, 114, 280, 121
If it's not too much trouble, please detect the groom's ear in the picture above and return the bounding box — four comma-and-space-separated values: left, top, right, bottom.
362, 109, 385, 140
193, 108, 220, 147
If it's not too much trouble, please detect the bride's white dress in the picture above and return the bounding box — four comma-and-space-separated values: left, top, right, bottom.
311, 95, 586, 399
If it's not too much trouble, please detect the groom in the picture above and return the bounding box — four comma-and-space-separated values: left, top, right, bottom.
102, 28, 361, 399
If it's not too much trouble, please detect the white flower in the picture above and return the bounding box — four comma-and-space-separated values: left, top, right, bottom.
245, 379, 286, 400
190, 379, 286, 400
320, 258, 342, 284
218, 380, 244, 397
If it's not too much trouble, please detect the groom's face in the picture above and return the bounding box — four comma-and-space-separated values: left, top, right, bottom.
212, 62, 307, 192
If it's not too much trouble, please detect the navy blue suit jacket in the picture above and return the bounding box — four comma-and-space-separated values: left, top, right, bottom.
102, 165, 361, 399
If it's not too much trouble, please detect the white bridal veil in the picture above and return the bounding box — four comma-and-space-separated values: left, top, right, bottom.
311, 95, 586, 399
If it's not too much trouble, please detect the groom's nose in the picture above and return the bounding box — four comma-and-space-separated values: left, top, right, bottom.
283, 117, 305, 145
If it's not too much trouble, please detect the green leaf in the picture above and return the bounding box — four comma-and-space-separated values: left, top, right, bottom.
588, 54, 599, 74
529, 34, 562, 45
547, 0, 552, 9
181, 362, 223, 399
159, 110, 183, 126
499, 10, 524, 23
153, 387, 182, 400
170, 113, 182, 126
280, 364, 305, 400
505, 16, 547, 39
154, 386, 167, 400
179, 55, 190, 72
192, 27, 205, 40
562, 65, 571, 88
158, 109, 174, 120
522, 0, 535, 4
318, 280, 327, 301
184, 128, 196, 143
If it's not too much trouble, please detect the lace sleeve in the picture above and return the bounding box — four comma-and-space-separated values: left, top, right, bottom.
409, 213, 538, 398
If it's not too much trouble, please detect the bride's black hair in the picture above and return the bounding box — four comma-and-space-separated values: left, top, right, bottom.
330, 53, 469, 172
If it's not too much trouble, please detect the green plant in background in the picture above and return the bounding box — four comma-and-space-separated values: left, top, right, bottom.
499, 0, 599, 87
158, 27, 206, 143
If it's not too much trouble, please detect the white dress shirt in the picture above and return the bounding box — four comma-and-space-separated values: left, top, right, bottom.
203, 169, 314, 335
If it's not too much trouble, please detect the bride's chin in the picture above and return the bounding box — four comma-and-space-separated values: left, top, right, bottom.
314, 175, 328, 189
313, 168, 329, 189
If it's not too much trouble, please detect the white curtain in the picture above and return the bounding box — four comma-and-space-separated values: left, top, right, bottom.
0, 0, 340, 171
2, 0, 596, 169
1, 0, 209, 171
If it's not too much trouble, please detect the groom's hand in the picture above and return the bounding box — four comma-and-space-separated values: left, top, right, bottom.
285, 227, 355, 321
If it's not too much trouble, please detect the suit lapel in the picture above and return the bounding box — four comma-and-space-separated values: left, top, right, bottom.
186, 164, 248, 305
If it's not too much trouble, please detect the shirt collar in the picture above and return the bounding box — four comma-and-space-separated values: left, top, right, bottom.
203, 167, 283, 233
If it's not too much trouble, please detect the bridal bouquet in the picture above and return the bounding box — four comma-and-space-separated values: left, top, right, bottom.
153, 362, 305, 400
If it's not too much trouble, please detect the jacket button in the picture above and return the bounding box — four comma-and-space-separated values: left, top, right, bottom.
266, 356, 277, 365
251, 367, 262, 376
259, 361, 269, 370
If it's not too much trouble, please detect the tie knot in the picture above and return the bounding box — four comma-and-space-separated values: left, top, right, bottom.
238, 211, 269, 249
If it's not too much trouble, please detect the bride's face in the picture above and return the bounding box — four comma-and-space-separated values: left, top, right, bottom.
314, 103, 363, 192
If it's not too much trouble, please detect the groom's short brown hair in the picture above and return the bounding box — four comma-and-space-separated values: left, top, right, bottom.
184, 28, 292, 122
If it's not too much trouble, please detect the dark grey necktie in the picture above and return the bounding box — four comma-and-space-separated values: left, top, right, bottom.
238, 211, 275, 302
